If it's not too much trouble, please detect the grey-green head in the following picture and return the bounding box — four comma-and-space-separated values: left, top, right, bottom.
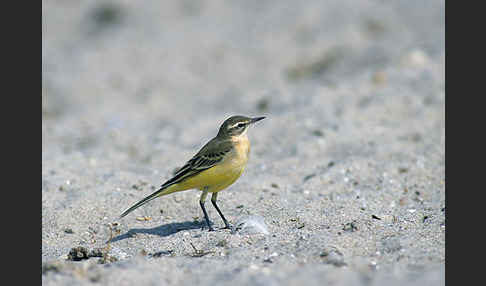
217, 115, 265, 137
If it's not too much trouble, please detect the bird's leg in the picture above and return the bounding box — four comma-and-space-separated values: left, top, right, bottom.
199, 188, 214, 231
211, 192, 231, 229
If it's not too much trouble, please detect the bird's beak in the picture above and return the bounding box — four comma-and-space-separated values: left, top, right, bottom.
250, 116, 266, 124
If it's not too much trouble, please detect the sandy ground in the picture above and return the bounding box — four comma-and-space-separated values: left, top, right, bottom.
42, 0, 445, 285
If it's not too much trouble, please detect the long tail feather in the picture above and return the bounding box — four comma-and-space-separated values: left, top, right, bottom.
120, 186, 173, 218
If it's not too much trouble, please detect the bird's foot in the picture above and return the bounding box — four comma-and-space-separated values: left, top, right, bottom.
222, 224, 232, 230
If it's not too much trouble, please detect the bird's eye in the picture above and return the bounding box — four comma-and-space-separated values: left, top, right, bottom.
237, 123, 246, 128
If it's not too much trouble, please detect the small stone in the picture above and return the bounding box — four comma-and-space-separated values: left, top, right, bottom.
67, 246, 90, 261
136, 216, 152, 221
89, 248, 104, 258
320, 246, 346, 267
422, 216, 430, 223
381, 215, 397, 224
343, 221, 358, 232
150, 250, 174, 258
303, 173, 316, 182
235, 215, 270, 235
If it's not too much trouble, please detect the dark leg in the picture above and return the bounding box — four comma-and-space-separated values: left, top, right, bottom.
211, 192, 231, 229
200, 188, 214, 231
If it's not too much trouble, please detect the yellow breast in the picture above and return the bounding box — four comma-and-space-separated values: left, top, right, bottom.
173, 135, 250, 193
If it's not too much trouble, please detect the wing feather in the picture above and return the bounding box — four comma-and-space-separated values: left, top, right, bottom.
159, 138, 233, 188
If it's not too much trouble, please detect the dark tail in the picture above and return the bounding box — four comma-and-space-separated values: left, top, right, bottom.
120, 186, 172, 218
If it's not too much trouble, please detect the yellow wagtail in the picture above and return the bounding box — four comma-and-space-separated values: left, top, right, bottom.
120, 115, 265, 231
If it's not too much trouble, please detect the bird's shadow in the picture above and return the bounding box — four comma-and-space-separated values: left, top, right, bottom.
110, 220, 208, 243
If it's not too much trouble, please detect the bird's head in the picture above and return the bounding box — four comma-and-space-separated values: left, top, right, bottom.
217, 115, 265, 138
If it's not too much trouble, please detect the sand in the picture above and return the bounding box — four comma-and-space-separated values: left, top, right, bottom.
42, 1, 445, 285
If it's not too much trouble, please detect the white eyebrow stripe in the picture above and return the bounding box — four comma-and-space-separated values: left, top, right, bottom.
229, 122, 248, 129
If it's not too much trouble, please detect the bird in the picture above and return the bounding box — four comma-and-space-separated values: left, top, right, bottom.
120, 115, 265, 231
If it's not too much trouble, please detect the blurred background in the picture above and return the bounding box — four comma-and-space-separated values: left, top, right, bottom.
42, 1, 444, 284
42, 0, 444, 131
43, 0, 444, 170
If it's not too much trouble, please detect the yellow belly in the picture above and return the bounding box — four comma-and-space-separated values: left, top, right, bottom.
173, 154, 248, 193
165, 135, 250, 194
